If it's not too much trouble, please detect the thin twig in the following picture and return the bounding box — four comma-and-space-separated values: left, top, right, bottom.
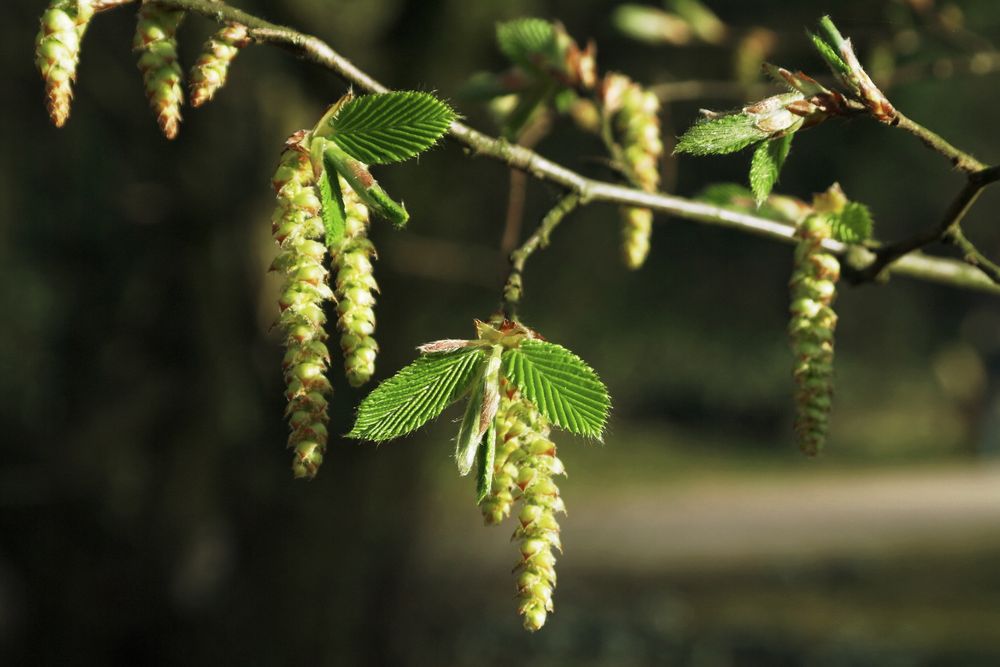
149, 0, 1000, 297
854, 161, 1000, 283
891, 111, 987, 173
503, 194, 581, 317
947, 228, 1000, 284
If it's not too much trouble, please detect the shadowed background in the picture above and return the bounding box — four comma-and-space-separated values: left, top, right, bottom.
3, 0, 1000, 664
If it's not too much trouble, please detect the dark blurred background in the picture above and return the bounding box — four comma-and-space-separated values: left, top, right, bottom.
4, 0, 1000, 664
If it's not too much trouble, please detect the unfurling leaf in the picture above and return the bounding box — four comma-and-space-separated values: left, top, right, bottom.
475, 420, 497, 503
808, 30, 850, 78
319, 167, 347, 249
325, 91, 456, 165
674, 112, 769, 156
349, 348, 485, 441
322, 142, 409, 227
455, 364, 486, 476
503, 340, 610, 439
749, 134, 794, 207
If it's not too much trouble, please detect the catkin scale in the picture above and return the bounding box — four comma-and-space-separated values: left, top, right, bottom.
481, 384, 566, 632
331, 177, 379, 387
603, 73, 663, 269
789, 214, 839, 455
189, 23, 249, 108
271, 131, 333, 478
35, 0, 95, 127
133, 2, 185, 139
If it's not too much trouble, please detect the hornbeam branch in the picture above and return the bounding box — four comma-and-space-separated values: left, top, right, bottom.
149, 0, 1000, 296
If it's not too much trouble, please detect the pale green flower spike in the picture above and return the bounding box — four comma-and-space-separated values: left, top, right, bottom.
271, 131, 334, 479
483, 382, 566, 632
332, 177, 379, 387
621, 207, 652, 271
789, 206, 840, 456
602, 73, 663, 269
133, 2, 185, 139
35, 0, 96, 127
189, 23, 249, 108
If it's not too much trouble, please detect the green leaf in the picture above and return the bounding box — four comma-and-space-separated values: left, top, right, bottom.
349, 348, 485, 442
749, 134, 793, 207
674, 113, 769, 156
455, 365, 486, 476
496, 18, 557, 70
817, 15, 847, 52
323, 142, 409, 227
503, 340, 610, 440
831, 201, 874, 243
807, 31, 850, 78
475, 421, 496, 504
327, 91, 457, 165
319, 169, 347, 249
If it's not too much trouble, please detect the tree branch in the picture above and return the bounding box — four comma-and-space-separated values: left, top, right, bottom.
148, 0, 1000, 297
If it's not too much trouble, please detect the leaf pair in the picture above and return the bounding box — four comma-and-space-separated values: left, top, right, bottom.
349, 331, 610, 498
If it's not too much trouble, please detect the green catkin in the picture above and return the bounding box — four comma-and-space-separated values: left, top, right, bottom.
604, 73, 663, 270
271, 131, 334, 479
332, 177, 379, 387
189, 23, 249, 108
482, 384, 566, 632
133, 2, 185, 139
35, 0, 95, 127
789, 213, 840, 456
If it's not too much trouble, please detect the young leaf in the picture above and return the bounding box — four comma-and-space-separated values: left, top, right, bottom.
326, 91, 457, 165
807, 31, 850, 78
349, 348, 485, 442
817, 15, 847, 52
503, 340, 610, 440
475, 421, 496, 503
319, 168, 347, 248
831, 201, 874, 243
455, 365, 486, 476
496, 18, 557, 70
674, 113, 769, 156
749, 134, 793, 207
323, 142, 409, 227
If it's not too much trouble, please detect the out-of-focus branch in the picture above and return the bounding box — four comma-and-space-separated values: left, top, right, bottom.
147, 0, 1000, 297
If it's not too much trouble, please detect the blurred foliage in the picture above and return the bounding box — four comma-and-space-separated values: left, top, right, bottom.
3, 0, 1000, 664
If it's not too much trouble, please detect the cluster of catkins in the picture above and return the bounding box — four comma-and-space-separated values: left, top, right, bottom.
270, 131, 380, 478
601, 73, 663, 269
481, 383, 566, 632
36, 0, 250, 137
788, 213, 839, 455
